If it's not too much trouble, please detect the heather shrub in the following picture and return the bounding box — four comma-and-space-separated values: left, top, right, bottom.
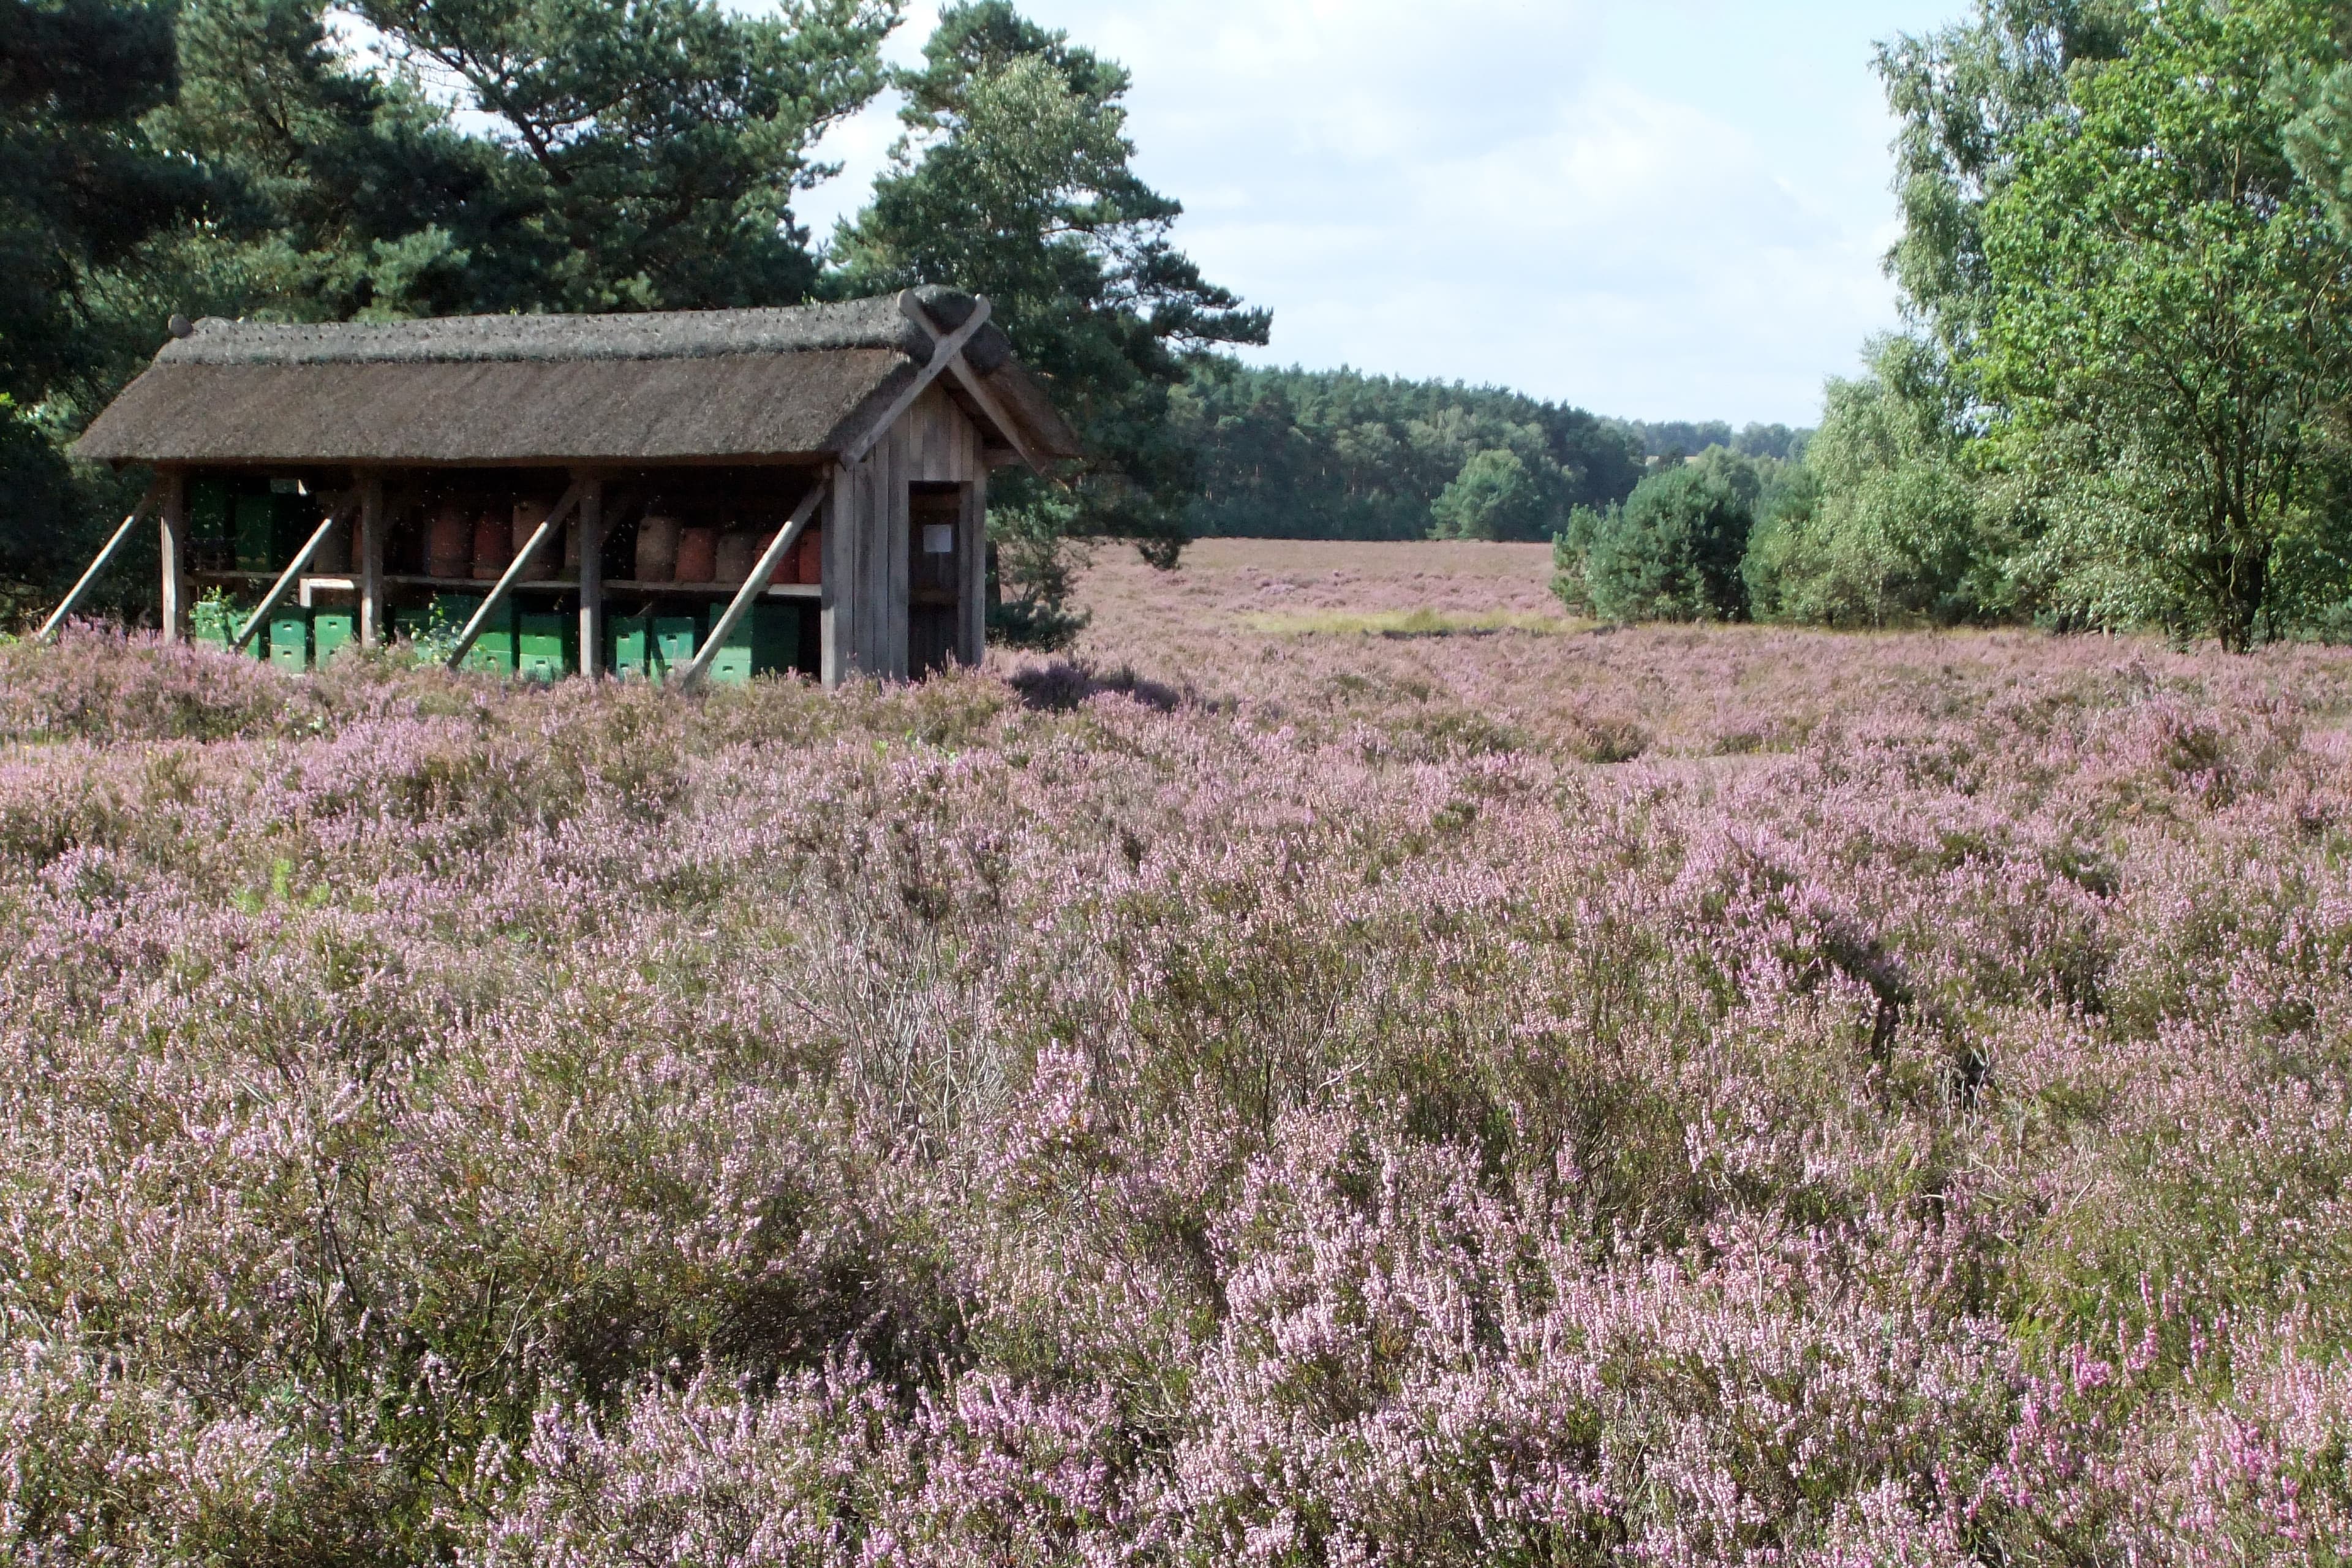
0, 624, 300, 742
3, 627, 2352, 1561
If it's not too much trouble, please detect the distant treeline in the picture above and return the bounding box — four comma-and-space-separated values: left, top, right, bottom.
1613, 420, 1811, 464
1174, 364, 1792, 542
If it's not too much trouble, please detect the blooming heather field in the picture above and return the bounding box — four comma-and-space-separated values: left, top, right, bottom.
8, 541, 2352, 1562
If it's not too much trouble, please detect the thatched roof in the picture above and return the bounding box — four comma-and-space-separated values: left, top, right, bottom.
72, 288, 1082, 468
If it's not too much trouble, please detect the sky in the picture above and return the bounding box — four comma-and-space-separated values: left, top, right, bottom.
796, 0, 1969, 429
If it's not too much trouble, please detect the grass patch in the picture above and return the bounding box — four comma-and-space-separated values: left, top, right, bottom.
1242, 608, 1589, 638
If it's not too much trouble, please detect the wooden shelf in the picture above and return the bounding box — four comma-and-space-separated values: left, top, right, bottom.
582, 579, 823, 601
195, 570, 823, 600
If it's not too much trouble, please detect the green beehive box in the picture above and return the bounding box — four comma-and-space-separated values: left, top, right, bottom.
516, 611, 571, 683
609, 613, 652, 678
233, 494, 277, 571
753, 603, 800, 676
268, 608, 311, 672
466, 610, 515, 677
651, 614, 699, 682
707, 629, 753, 686
429, 594, 514, 675
312, 610, 356, 666
191, 597, 265, 660
707, 605, 798, 686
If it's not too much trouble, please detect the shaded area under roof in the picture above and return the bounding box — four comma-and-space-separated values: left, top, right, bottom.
72, 289, 1082, 467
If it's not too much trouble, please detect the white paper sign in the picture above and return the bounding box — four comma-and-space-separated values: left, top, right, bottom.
922, 523, 955, 556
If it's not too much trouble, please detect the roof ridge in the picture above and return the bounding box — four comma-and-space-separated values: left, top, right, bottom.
157, 289, 1010, 372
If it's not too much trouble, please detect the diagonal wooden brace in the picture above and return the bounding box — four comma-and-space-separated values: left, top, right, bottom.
37, 481, 163, 641
679, 482, 826, 689
897, 292, 1061, 481
235, 491, 363, 652
842, 293, 996, 466
445, 483, 586, 670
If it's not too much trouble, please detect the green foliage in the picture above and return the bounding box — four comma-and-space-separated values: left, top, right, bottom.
1876, 0, 2141, 380
1746, 338, 2011, 628
152, 0, 897, 318
2287, 56, 2352, 241
0, 0, 205, 402
1747, 0, 2352, 649
145, 0, 502, 323
1550, 503, 1605, 614
831, 0, 1267, 617
370, 0, 894, 310
1562, 451, 1758, 624
987, 492, 1091, 652
0, 396, 79, 604
1178, 364, 1643, 541
1430, 449, 1542, 541
0, 0, 205, 592
1979, 0, 2352, 649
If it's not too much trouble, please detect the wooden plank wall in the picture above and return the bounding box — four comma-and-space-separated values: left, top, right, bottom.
822, 385, 988, 687
880, 423, 908, 679
902, 385, 984, 483
829, 418, 908, 681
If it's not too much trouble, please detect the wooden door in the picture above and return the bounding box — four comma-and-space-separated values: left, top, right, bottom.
908, 484, 963, 677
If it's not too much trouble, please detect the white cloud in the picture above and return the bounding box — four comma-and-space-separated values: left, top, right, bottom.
800, 0, 1959, 424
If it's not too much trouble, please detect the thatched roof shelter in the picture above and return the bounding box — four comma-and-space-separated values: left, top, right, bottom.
75, 287, 1080, 468
56, 288, 1066, 688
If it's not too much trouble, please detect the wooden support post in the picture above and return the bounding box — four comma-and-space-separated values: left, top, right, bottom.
159, 469, 190, 643
878, 424, 910, 682
821, 466, 854, 688
445, 483, 583, 670
37, 481, 161, 641
358, 472, 386, 649
851, 450, 881, 677
958, 472, 987, 668
576, 472, 605, 677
